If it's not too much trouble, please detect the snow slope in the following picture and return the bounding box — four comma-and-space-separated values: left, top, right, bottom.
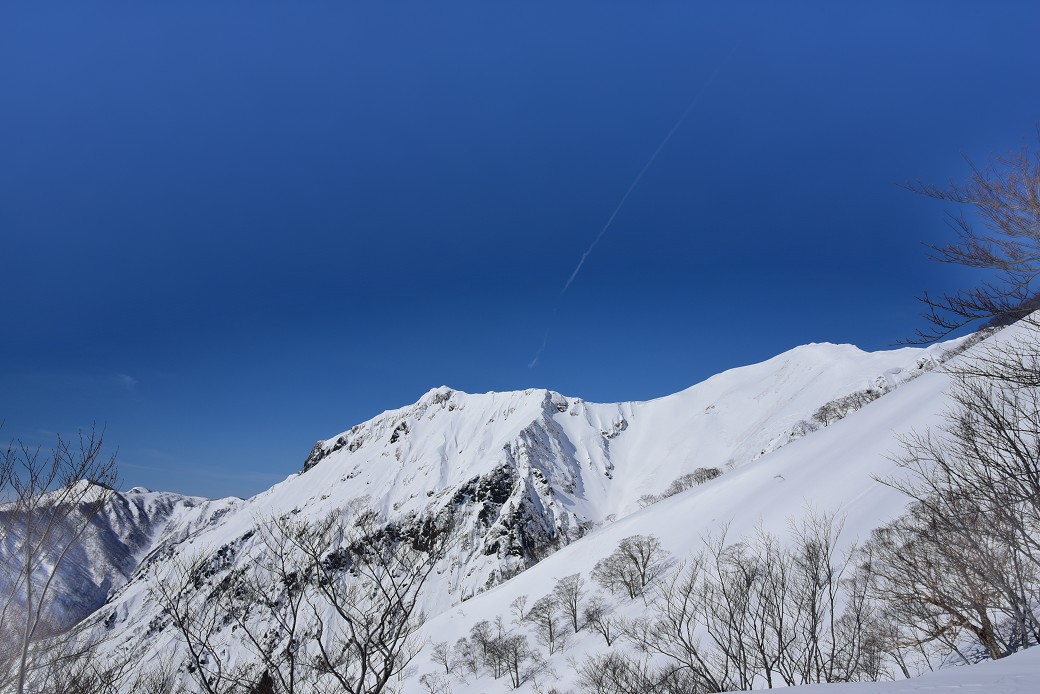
60, 336, 971, 690
789, 646, 1040, 694
0, 487, 213, 634
405, 340, 960, 692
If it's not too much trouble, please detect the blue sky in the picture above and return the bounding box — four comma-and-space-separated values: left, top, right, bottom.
2, 2, 1038, 498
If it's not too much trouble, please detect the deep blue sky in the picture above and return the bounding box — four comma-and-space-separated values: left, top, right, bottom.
2, 2, 1038, 498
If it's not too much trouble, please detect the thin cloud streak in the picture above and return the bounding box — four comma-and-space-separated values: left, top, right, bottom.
528, 332, 549, 369
560, 40, 741, 296
115, 373, 138, 389
537, 40, 742, 370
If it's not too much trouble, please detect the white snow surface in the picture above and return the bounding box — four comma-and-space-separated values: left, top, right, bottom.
407, 345, 958, 692
0, 487, 213, 632
787, 646, 1040, 694
57, 329, 1040, 692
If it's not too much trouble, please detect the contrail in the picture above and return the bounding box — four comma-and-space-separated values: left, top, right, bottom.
560, 41, 741, 296
527, 331, 549, 369
531, 40, 742, 368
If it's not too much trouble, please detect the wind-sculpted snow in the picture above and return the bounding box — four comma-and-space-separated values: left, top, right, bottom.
55, 338, 963, 691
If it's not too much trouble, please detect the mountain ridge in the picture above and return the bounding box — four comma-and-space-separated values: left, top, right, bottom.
4, 337, 966, 691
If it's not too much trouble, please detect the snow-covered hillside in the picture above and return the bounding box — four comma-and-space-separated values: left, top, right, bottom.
0, 487, 213, 634
406, 342, 960, 692
13, 331, 1026, 693
64, 336, 963, 690
791, 646, 1040, 694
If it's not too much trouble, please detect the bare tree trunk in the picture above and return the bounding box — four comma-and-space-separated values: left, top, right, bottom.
1, 427, 117, 694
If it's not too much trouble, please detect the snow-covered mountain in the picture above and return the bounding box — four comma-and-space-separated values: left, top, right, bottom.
0, 487, 214, 635
8, 334, 999, 692
281, 340, 941, 604
408, 352, 961, 692
66, 337, 960, 689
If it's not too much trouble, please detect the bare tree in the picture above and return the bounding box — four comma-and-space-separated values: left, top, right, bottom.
430, 641, 454, 676
698, 515, 873, 687
150, 552, 252, 694
0, 427, 118, 694
9, 627, 120, 694
453, 636, 480, 676
153, 507, 456, 694
662, 468, 723, 498
592, 535, 670, 600
468, 621, 495, 667
637, 494, 661, 508
574, 651, 663, 694
227, 515, 312, 694
864, 500, 1015, 661
905, 132, 1040, 342
524, 594, 563, 654
125, 654, 179, 694
279, 509, 457, 694
553, 573, 587, 633
498, 633, 535, 689
812, 390, 881, 426
613, 515, 887, 692
509, 594, 529, 622
640, 469, 724, 508
583, 595, 617, 646
873, 327, 1040, 660
618, 555, 727, 693
418, 671, 452, 694
784, 513, 861, 684
19, 628, 180, 694
698, 534, 758, 690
